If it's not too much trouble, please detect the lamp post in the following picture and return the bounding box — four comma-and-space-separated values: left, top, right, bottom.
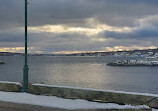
22, 0, 29, 92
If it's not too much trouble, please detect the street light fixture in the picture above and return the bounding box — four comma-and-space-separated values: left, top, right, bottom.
22, 0, 29, 92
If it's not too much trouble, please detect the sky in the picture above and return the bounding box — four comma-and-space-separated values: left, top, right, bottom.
0, 0, 158, 54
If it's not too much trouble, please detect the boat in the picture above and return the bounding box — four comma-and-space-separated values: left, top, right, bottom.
0, 61, 5, 64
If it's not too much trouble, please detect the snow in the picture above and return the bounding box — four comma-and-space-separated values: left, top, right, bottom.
0, 91, 150, 110
153, 109, 158, 111
33, 83, 158, 97
0, 81, 22, 86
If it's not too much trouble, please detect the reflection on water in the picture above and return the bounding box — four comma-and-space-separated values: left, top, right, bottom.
0, 56, 158, 94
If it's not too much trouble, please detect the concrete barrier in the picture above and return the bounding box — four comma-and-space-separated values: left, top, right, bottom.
0, 81, 22, 92
29, 84, 158, 109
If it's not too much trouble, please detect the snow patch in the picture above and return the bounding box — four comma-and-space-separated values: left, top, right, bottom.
0, 81, 22, 86
0, 91, 150, 110
153, 109, 158, 111
33, 83, 158, 97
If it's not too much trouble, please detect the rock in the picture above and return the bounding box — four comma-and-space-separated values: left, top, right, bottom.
147, 98, 158, 109
0, 61, 5, 64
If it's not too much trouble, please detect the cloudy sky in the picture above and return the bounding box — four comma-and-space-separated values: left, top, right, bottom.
0, 0, 158, 54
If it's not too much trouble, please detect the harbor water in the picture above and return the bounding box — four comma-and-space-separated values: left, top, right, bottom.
0, 56, 158, 94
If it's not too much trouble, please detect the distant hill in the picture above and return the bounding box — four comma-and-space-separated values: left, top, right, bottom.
0, 52, 23, 56
66, 48, 158, 56
0, 48, 158, 56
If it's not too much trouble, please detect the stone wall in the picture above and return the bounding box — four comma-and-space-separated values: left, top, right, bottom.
29, 84, 158, 109
0, 81, 22, 92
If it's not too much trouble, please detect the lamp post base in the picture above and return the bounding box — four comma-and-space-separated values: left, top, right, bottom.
22, 65, 29, 92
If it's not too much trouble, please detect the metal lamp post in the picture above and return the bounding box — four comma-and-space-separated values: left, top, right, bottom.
22, 0, 29, 92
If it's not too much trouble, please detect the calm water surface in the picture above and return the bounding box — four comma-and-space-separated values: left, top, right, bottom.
0, 56, 158, 94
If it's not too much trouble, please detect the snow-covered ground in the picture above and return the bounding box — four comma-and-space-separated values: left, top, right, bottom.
0, 91, 152, 110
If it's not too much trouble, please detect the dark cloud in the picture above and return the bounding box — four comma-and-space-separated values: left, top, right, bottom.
102, 15, 158, 39
104, 28, 158, 39
1, 0, 158, 29
23, 0, 158, 27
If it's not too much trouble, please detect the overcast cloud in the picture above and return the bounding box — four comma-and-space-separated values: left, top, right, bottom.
0, 0, 158, 54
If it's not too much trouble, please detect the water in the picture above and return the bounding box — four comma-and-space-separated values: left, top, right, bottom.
0, 56, 158, 94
